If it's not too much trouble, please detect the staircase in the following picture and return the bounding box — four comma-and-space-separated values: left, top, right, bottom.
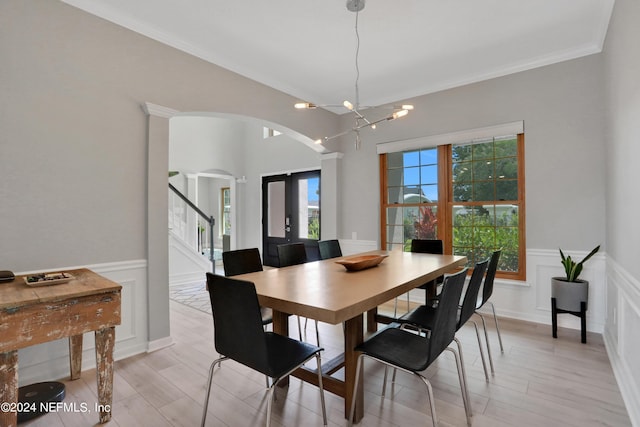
168, 184, 216, 286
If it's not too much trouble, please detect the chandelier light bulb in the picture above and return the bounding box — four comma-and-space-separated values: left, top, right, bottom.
402, 104, 414, 110
294, 102, 316, 109
343, 100, 354, 110
391, 109, 409, 120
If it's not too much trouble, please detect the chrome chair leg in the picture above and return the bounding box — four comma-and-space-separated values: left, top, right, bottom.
416, 374, 438, 427
359, 356, 442, 427
265, 380, 276, 427
382, 366, 389, 397
392, 293, 411, 319
452, 338, 472, 418
488, 301, 504, 353
356, 352, 472, 427
315, 353, 328, 426
201, 356, 227, 427
381, 364, 400, 397
314, 319, 320, 346
269, 353, 327, 427
470, 320, 490, 381
297, 316, 303, 341
476, 312, 495, 374
393, 297, 398, 318
445, 346, 472, 427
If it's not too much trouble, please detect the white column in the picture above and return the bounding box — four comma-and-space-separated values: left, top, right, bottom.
320, 152, 343, 240
142, 102, 178, 344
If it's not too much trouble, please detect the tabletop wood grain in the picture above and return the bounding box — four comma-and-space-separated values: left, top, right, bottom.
234, 249, 467, 324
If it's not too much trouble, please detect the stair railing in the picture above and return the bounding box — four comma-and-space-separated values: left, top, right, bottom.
168, 183, 215, 273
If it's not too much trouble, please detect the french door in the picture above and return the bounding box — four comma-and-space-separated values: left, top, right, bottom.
262, 170, 320, 267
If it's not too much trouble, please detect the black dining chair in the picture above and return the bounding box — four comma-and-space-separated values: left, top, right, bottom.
276, 243, 319, 345
348, 268, 471, 427
222, 248, 273, 327
390, 257, 491, 388
202, 273, 327, 427
475, 249, 503, 374
276, 242, 307, 267
411, 239, 445, 302
393, 239, 445, 318
318, 239, 342, 260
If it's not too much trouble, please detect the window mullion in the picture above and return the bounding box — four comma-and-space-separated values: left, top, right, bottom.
438, 145, 451, 254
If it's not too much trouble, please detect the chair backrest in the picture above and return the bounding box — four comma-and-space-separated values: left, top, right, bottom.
318, 239, 342, 260
411, 239, 445, 287
427, 267, 468, 364
479, 249, 502, 307
458, 258, 489, 329
410, 239, 444, 255
222, 248, 263, 277
277, 243, 307, 267
205, 273, 269, 372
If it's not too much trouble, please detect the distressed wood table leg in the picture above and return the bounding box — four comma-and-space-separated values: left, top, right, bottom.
0, 350, 18, 427
69, 334, 83, 380
95, 327, 115, 424
344, 315, 364, 422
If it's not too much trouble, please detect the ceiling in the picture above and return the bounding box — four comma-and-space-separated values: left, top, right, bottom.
62, 0, 614, 113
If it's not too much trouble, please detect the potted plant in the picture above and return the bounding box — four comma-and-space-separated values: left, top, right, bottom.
551, 245, 600, 312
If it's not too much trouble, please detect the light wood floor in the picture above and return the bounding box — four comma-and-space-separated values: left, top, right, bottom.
23, 300, 631, 427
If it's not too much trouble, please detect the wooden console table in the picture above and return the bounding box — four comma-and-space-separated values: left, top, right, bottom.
0, 268, 121, 426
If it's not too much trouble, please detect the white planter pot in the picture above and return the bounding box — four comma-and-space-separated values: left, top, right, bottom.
551, 277, 589, 312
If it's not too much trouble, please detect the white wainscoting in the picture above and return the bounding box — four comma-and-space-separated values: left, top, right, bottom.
338, 239, 379, 256
490, 248, 608, 333
604, 258, 640, 426
15, 260, 148, 386
340, 244, 608, 334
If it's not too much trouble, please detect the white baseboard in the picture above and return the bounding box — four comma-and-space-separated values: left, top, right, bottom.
604, 258, 640, 427
147, 336, 174, 353
604, 328, 640, 427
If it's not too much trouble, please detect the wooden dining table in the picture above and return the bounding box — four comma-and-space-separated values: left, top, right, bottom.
234, 249, 467, 422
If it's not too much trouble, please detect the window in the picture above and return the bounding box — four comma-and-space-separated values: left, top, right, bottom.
380, 131, 525, 280
221, 187, 231, 235
385, 148, 440, 251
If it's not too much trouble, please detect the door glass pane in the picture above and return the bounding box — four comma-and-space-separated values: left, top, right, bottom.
267, 181, 285, 238
298, 177, 320, 239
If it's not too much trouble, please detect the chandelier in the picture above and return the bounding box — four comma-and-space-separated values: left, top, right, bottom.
294, 0, 413, 149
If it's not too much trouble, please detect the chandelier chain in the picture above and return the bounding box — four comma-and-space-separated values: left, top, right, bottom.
354, 10, 361, 109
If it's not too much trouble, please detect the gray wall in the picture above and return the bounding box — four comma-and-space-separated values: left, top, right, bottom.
0, 0, 334, 273
604, 0, 640, 279
602, 0, 640, 423
331, 54, 607, 254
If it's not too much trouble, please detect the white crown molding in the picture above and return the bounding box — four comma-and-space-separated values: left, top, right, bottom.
321, 152, 344, 160
142, 102, 180, 118
378, 121, 524, 154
